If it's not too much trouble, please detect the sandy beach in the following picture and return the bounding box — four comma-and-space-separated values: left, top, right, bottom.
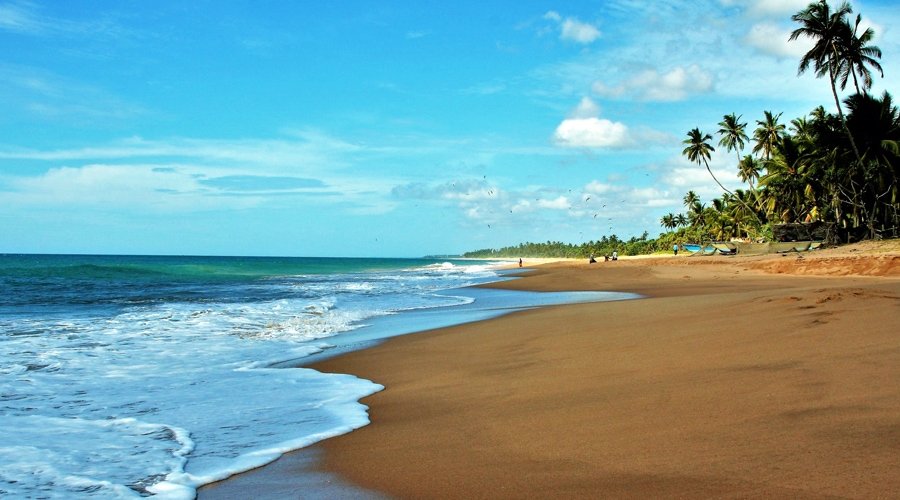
201, 243, 900, 499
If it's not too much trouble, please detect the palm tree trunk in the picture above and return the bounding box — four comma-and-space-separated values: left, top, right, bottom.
827, 47, 863, 162
704, 160, 763, 228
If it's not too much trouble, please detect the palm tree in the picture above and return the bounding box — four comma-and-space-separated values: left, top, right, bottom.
683, 190, 699, 209
718, 113, 749, 165
683, 128, 735, 196
738, 155, 762, 191
790, 0, 862, 160
758, 136, 817, 223
660, 213, 676, 232
675, 213, 688, 228
728, 189, 761, 238
843, 91, 900, 237
688, 201, 707, 227
838, 13, 883, 95
752, 111, 786, 160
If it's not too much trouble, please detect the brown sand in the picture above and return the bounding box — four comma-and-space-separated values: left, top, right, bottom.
200, 243, 900, 499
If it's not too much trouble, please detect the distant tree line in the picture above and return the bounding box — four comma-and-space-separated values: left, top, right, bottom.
463, 233, 657, 259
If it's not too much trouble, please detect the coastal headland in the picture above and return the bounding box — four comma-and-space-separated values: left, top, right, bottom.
202, 242, 900, 499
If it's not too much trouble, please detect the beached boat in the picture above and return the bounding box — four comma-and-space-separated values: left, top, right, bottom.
683, 241, 824, 255
769, 241, 813, 253
712, 242, 737, 254
683, 243, 717, 255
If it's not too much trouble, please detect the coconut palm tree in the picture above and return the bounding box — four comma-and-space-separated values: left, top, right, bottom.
683, 190, 699, 209
790, 0, 862, 160
683, 128, 736, 197
728, 189, 761, 238
752, 111, 786, 161
838, 13, 883, 95
688, 201, 707, 228
842, 91, 900, 237
660, 213, 677, 232
758, 135, 817, 223
738, 155, 762, 191
718, 113, 749, 165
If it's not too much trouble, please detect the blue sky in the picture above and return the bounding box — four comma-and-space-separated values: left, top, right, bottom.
1, 0, 897, 257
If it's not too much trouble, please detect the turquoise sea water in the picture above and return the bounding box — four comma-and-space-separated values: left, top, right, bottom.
0, 254, 637, 498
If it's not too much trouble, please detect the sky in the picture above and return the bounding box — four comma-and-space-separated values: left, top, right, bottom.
0, 0, 898, 257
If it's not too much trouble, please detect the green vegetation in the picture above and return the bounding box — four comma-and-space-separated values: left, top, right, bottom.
466, 1, 897, 259
463, 233, 657, 259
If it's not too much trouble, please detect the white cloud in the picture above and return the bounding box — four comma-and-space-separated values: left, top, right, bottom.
745, 22, 808, 58
561, 18, 601, 44
537, 195, 570, 210
543, 11, 561, 22
569, 96, 600, 118
554, 117, 630, 148
553, 97, 634, 149
5, 164, 244, 212
593, 64, 714, 102
584, 181, 620, 195
543, 11, 600, 44
0, 132, 360, 170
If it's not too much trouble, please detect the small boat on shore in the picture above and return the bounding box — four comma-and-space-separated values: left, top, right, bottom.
683, 244, 717, 255
683, 241, 824, 255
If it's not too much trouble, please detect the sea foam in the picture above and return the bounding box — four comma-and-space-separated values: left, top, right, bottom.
0, 255, 632, 498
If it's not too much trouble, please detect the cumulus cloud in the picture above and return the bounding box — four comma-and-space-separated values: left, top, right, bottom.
553, 97, 630, 148
543, 11, 600, 44
592, 64, 714, 101
554, 117, 630, 148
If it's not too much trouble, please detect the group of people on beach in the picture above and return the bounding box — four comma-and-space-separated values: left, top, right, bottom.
589, 251, 617, 264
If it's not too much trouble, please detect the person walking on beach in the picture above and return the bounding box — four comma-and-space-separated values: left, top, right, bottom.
518, 258, 523, 268
612, 250, 618, 261
673, 244, 678, 256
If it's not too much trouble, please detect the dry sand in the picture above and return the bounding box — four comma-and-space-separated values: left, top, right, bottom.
200, 242, 900, 499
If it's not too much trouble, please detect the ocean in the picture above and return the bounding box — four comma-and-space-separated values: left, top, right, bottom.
0, 254, 637, 499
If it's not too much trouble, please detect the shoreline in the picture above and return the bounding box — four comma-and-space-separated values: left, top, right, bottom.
199, 244, 900, 498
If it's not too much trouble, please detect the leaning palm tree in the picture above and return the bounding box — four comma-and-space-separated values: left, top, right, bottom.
837, 13, 883, 95
790, 0, 862, 161
685, 127, 764, 230
717, 113, 749, 166
683, 128, 729, 193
